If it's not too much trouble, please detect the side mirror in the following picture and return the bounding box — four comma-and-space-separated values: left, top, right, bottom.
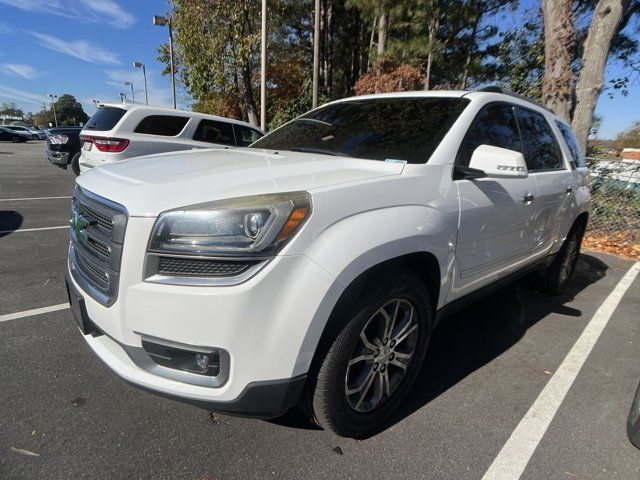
469, 144, 528, 178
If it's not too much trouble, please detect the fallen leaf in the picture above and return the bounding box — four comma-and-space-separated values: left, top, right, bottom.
10, 447, 40, 457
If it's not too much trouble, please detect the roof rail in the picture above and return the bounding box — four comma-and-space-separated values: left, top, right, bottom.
474, 86, 555, 114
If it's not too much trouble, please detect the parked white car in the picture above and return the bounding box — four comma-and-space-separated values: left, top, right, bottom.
66, 89, 590, 438
2, 124, 46, 140
78, 104, 264, 173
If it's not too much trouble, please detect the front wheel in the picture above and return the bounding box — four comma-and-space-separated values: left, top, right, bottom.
306, 269, 432, 437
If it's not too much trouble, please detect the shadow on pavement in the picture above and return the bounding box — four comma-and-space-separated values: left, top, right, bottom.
0, 210, 23, 238
270, 253, 609, 434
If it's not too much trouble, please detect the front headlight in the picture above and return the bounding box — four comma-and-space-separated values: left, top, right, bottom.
148, 191, 311, 257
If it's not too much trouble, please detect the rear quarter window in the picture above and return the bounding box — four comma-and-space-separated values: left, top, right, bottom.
85, 107, 127, 131
135, 115, 190, 136
555, 121, 585, 167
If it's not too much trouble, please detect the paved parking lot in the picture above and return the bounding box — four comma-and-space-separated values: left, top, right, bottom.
1, 141, 640, 479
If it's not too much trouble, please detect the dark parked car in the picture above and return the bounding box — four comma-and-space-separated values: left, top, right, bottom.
0, 126, 30, 143
46, 127, 83, 175
628, 380, 640, 449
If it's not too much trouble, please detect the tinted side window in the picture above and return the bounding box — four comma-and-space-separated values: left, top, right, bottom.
193, 119, 236, 146
134, 115, 189, 136
457, 103, 522, 166
556, 120, 584, 167
516, 108, 564, 171
234, 125, 263, 147
85, 107, 127, 131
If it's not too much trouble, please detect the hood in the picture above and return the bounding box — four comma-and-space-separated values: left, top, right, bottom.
76, 148, 405, 216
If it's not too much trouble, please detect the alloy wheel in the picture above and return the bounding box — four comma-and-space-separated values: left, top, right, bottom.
345, 298, 419, 413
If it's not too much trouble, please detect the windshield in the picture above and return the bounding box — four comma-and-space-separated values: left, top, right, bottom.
251, 97, 469, 163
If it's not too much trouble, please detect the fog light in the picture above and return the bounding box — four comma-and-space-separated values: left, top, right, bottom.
195, 353, 211, 370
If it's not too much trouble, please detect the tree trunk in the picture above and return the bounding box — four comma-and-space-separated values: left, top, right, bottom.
572, 0, 629, 153
367, 15, 377, 71
241, 66, 259, 127
541, 0, 574, 121
377, 10, 387, 56
424, 13, 439, 90
461, 11, 480, 90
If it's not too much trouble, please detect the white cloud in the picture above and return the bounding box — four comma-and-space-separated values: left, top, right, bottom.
0, 0, 135, 29
30, 32, 120, 65
0, 63, 40, 79
0, 84, 47, 106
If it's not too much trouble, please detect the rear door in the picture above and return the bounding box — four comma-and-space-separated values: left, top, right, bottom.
187, 119, 237, 150
515, 107, 575, 255
453, 103, 539, 298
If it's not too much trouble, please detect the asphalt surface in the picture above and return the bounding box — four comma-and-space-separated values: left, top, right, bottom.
1, 141, 640, 479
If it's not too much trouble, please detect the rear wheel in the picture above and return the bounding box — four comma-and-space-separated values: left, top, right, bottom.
532, 224, 584, 295
70, 152, 81, 176
306, 269, 432, 437
11, 136, 20, 143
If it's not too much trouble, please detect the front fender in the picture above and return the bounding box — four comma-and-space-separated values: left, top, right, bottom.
304, 205, 457, 308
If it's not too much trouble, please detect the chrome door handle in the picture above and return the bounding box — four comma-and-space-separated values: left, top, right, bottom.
522, 193, 535, 204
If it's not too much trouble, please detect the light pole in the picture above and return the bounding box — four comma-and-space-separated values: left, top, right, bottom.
47, 93, 58, 127
260, 0, 267, 131
120, 92, 127, 103
153, 14, 176, 109
312, 0, 320, 109
92, 99, 101, 111
124, 81, 135, 103
133, 61, 148, 105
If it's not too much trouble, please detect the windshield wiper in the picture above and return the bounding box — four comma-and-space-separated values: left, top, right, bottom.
287, 147, 350, 157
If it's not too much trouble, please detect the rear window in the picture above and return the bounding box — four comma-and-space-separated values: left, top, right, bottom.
135, 115, 189, 136
556, 121, 585, 167
193, 119, 236, 146
234, 125, 263, 147
84, 107, 127, 131
516, 107, 564, 171
251, 97, 470, 163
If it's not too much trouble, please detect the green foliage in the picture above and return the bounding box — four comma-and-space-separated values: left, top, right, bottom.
54, 94, 89, 126
615, 121, 640, 149
0, 102, 24, 118
486, 19, 544, 100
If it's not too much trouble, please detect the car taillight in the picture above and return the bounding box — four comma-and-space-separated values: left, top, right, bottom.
81, 136, 129, 153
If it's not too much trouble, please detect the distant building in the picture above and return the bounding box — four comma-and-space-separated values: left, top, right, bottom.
621, 148, 640, 161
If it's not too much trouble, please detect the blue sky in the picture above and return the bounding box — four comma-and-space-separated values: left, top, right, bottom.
0, 0, 183, 118
0, 0, 638, 138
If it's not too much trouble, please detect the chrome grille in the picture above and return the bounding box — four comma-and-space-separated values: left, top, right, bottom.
68, 186, 127, 306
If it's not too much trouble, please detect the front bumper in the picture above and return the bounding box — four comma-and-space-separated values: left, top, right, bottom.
47, 148, 70, 165
66, 216, 340, 416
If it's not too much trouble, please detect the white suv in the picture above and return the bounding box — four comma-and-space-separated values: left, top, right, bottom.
66, 90, 590, 438
78, 104, 264, 173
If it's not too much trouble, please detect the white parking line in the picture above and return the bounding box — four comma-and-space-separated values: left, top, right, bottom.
482, 262, 640, 480
0, 225, 68, 235
0, 196, 72, 202
0, 303, 70, 323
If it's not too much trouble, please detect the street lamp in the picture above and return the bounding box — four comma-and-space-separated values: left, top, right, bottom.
124, 81, 135, 103
92, 99, 101, 110
47, 93, 58, 127
153, 14, 176, 109
120, 92, 127, 103
133, 61, 148, 105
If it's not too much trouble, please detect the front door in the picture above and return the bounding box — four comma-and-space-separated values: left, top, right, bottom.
451, 103, 539, 300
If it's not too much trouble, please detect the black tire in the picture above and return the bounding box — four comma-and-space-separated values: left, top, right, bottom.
306, 269, 433, 438
11, 136, 20, 143
70, 151, 81, 176
532, 224, 585, 295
